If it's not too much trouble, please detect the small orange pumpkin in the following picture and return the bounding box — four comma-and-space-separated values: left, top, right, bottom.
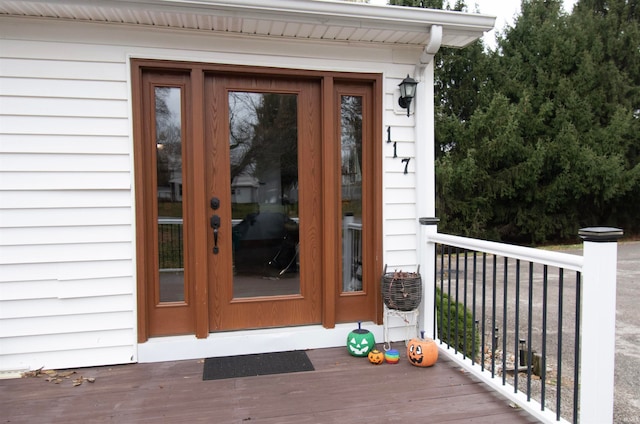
407, 331, 438, 367
368, 349, 384, 365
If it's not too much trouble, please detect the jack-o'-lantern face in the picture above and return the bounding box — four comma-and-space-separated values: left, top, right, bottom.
407, 343, 424, 364
368, 349, 384, 365
347, 330, 375, 357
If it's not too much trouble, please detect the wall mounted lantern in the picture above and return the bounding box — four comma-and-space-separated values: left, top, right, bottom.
398, 74, 418, 117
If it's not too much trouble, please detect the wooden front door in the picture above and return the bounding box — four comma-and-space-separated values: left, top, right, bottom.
205, 74, 322, 330
133, 60, 382, 341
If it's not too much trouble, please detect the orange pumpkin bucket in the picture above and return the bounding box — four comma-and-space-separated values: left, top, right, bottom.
406, 331, 438, 367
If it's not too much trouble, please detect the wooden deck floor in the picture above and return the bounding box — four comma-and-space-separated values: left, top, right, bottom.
0, 345, 540, 423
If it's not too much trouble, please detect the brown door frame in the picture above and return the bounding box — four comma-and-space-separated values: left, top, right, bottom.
132, 59, 382, 342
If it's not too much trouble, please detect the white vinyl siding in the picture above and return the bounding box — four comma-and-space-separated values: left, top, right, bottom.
0, 39, 136, 371
382, 79, 420, 271
0, 15, 424, 370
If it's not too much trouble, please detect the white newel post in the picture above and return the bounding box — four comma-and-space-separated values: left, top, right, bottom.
578, 227, 623, 424
419, 217, 439, 339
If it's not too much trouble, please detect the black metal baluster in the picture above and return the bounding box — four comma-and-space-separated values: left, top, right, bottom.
439, 245, 445, 345
527, 262, 534, 401
162, 224, 167, 267
447, 246, 452, 347
463, 250, 468, 359
573, 272, 581, 423
455, 247, 460, 354
514, 259, 521, 393
433, 244, 442, 338
557, 268, 564, 421
177, 223, 183, 268
158, 224, 164, 268
491, 255, 497, 378
502, 256, 508, 386
541, 265, 548, 411
472, 252, 478, 365
481, 253, 487, 371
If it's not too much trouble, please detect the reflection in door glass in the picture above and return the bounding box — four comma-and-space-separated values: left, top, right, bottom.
228, 92, 300, 298
155, 87, 185, 302
341, 96, 363, 292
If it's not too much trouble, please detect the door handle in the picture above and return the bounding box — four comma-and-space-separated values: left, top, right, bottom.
210, 215, 221, 254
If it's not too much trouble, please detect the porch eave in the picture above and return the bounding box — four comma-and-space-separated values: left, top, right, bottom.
0, 0, 496, 48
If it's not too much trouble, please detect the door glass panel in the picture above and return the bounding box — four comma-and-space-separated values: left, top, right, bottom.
228, 92, 300, 298
155, 86, 185, 302
340, 95, 363, 292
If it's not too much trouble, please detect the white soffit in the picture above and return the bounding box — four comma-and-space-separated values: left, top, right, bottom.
0, 0, 495, 48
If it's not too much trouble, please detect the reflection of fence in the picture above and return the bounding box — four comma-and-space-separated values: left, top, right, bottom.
343, 220, 362, 291
159, 217, 363, 289
158, 218, 183, 270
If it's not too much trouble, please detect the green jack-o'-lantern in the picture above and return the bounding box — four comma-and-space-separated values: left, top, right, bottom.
407, 331, 438, 367
347, 321, 375, 357
368, 349, 384, 365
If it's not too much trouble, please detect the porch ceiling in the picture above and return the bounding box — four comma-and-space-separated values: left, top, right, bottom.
0, 0, 495, 48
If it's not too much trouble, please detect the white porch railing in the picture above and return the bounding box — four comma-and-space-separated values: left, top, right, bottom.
419, 219, 622, 424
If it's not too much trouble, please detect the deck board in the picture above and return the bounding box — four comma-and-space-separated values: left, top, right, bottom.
0, 345, 540, 423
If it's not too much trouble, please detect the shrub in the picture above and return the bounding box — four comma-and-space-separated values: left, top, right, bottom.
435, 287, 479, 358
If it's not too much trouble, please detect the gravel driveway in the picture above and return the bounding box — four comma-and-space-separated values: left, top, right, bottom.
612, 241, 640, 424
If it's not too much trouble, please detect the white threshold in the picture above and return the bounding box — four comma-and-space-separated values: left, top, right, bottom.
137, 322, 384, 363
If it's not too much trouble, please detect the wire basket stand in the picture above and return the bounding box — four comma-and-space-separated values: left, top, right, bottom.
381, 265, 421, 351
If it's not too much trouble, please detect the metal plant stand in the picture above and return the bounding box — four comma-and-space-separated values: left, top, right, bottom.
383, 304, 419, 351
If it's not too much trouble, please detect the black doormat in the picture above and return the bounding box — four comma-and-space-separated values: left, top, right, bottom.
203, 350, 314, 381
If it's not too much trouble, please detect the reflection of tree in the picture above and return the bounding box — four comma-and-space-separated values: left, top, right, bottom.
341, 96, 362, 151
229, 92, 298, 200
341, 96, 362, 192
155, 87, 182, 188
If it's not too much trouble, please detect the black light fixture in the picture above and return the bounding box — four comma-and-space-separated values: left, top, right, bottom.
398, 74, 418, 117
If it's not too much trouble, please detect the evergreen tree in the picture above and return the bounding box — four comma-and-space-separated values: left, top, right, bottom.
391, 0, 640, 243
488, 0, 640, 242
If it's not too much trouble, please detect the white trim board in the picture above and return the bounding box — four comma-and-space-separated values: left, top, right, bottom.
138, 323, 387, 363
